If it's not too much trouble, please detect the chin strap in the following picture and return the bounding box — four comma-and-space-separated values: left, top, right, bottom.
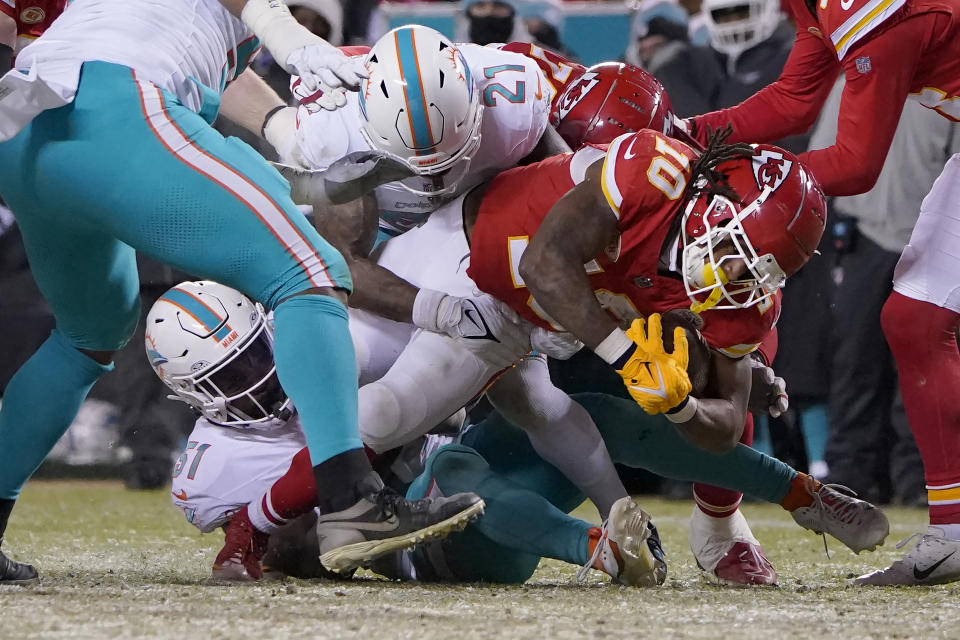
689, 264, 729, 314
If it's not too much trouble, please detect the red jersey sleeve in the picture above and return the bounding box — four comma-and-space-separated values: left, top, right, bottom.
797, 13, 934, 195
0, 1, 14, 20
599, 130, 695, 229
692, 24, 840, 146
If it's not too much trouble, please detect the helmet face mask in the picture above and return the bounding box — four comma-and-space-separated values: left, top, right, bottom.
146, 282, 292, 428
680, 144, 826, 313
359, 25, 484, 195
681, 190, 786, 312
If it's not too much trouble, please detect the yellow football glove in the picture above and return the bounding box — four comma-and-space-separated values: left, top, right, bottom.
616, 314, 692, 415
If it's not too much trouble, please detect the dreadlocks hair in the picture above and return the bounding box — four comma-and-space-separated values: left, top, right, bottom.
684, 124, 755, 204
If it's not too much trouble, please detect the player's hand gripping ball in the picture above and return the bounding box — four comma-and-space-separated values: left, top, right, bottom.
616, 313, 693, 415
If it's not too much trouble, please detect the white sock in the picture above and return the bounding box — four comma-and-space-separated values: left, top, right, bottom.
934, 523, 960, 540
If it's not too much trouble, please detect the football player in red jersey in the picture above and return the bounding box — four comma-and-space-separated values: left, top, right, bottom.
686, 0, 960, 585
461, 127, 891, 581
549, 61, 799, 585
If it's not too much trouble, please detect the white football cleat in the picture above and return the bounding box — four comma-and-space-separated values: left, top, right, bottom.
689, 507, 777, 586
576, 497, 667, 587
855, 526, 960, 585
789, 476, 889, 553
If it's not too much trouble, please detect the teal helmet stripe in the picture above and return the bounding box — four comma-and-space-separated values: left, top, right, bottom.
160, 288, 233, 342
394, 28, 435, 154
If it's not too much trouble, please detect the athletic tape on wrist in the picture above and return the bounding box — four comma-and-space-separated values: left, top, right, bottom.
665, 396, 699, 423
595, 328, 634, 366
241, 0, 322, 71
412, 289, 448, 332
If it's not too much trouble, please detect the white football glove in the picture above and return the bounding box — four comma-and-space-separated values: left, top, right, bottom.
286, 47, 366, 96
748, 359, 789, 418
530, 327, 584, 360
292, 79, 347, 113
241, 0, 366, 110
273, 150, 415, 205
412, 289, 533, 369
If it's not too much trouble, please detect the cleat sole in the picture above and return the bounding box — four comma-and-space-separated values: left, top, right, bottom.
320, 500, 485, 573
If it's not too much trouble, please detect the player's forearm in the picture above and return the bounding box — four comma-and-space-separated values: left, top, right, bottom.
220, 69, 286, 139
672, 398, 745, 453
693, 30, 839, 144
797, 21, 922, 196
0, 13, 15, 51
518, 126, 571, 165
519, 244, 617, 349
671, 351, 750, 452
346, 258, 419, 322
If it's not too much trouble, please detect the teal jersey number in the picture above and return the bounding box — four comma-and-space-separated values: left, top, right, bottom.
482, 64, 527, 106
172, 441, 212, 480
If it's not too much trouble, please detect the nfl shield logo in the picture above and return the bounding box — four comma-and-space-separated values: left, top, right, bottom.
855, 56, 872, 74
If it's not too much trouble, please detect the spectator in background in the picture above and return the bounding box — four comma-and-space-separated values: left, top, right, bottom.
514, 0, 578, 59
810, 82, 960, 505
624, 0, 720, 117
460, 0, 525, 45
699, 0, 805, 152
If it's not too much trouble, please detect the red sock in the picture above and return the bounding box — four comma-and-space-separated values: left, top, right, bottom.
247, 447, 318, 533
882, 292, 960, 524
693, 414, 754, 517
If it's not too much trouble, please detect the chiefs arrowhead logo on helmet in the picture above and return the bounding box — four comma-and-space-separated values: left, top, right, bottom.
555, 72, 600, 122
752, 149, 793, 192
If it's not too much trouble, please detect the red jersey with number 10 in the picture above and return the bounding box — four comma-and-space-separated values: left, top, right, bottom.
467, 130, 780, 358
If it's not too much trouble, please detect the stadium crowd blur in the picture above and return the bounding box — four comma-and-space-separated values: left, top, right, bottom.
0, 0, 956, 506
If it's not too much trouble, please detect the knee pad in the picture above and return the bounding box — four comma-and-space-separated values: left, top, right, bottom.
358, 381, 405, 453
427, 445, 488, 495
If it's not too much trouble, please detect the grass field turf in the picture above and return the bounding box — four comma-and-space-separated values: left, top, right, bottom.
1, 481, 959, 639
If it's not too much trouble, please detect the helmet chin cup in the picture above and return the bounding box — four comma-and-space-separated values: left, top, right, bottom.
681, 192, 779, 311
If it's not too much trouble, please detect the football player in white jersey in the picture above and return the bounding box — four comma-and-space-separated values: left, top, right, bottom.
0, 0, 483, 584
148, 281, 483, 579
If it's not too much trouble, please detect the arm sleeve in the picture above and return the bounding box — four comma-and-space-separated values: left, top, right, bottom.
692, 28, 841, 144
796, 16, 930, 196
0, 1, 14, 19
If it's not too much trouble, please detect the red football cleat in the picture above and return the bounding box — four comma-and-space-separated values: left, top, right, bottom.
713, 540, 778, 586
690, 506, 778, 586
212, 505, 269, 581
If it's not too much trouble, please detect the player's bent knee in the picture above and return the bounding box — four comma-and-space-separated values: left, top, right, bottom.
428, 445, 489, 493
62, 293, 141, 353
358, 382, 405, 452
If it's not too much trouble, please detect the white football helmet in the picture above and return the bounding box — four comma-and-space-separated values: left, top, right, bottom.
144, 281, 292, 428
701, 0, 781, 64
358, 25, 483, 196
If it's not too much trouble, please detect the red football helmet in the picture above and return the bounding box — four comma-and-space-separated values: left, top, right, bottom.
550, 62, 674, 148
681, 144, 826, 312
